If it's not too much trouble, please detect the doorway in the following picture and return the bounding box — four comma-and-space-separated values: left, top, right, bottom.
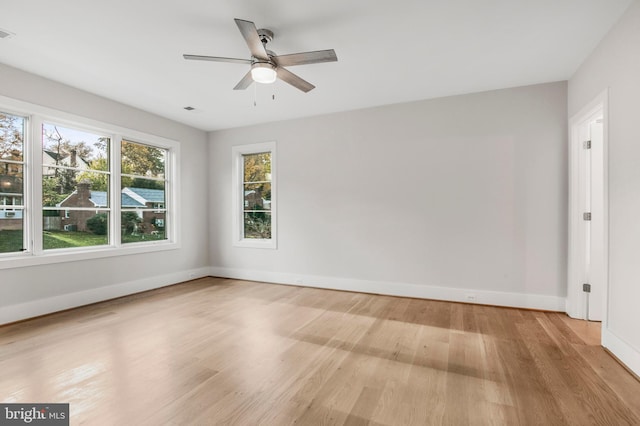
567, 91, 608, 323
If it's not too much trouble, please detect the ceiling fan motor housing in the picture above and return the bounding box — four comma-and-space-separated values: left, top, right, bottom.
257, 29, 274, 45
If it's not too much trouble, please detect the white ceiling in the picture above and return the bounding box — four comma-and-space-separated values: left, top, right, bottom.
0, 0, 632, 131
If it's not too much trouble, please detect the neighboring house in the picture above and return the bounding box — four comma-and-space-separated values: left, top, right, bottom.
42, 149, 91, 176
57, 182, 165, 233
121, 187, 166, 229
244, 190, 270, 210
0, 173, 23, 229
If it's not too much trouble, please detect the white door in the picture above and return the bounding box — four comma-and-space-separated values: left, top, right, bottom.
568, 97, 607, 323
584, 119, 605, 321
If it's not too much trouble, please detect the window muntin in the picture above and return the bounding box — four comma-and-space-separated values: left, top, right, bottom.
42, 123, 111, 250
120, 140, 168, 243
0, 111, 26, 254
232, 142, 276, 249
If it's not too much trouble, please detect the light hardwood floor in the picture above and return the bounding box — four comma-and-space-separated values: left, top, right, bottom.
1, 277, 639, 425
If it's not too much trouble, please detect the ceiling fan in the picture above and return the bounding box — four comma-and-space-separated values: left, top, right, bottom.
183, 18, 337, 93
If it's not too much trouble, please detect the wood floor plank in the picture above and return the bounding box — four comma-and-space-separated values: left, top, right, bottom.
1, 278, 639, 425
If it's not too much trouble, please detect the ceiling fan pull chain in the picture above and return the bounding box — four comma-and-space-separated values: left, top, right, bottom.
254, 82, 257, 107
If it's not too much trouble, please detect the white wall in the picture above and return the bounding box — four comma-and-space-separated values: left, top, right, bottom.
0, 64, 210, 323
569, 0, 640, 376
209, 81, 568, 310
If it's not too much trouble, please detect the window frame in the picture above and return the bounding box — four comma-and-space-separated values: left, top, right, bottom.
120, 138, 170, 245
0, 95, 180, 270
40, 119, 113, 251
0, 107, 28, 256
232, 141, 277, 249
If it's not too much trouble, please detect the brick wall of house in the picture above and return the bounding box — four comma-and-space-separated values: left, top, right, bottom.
59, 181, 97, 232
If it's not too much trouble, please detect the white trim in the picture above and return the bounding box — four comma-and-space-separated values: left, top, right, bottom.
0, 267, 210, 325
209, 266, 566, 311
567, 89, 609, 320
231, 141, 277, 249
602, 328, 640, 377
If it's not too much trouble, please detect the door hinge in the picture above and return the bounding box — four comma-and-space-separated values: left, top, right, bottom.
583, 283, 591, 293
583, 212, 591, 221
584, 140, 592, 149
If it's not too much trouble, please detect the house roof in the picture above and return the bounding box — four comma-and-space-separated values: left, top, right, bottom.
43, 150, 63, 162
124, 187, 164, 203
43, 150, 91, 168
57, 186, 163, 208
57, 190, 146, 208
89, 191, 146, 208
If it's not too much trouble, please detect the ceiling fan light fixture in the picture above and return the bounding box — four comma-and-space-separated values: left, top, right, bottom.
251, 62, 277, 84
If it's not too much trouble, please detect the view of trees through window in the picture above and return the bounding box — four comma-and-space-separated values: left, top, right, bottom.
0, 102, 175, 258
42, 123, 111, 249
38, 127, 170, 249
0, 111, 25, 254
121, 140, 167, 243
243, 152, 271, 239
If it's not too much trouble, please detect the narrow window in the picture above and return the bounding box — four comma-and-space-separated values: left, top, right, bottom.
121, 140, 168, 243
0, 111, 26, 254
232, 142, 276, 248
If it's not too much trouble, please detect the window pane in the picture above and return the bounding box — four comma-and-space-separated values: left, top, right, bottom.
122, 178, 165, 194
43, 168, 110, 207
0, 112, 25, 161
244, 182, 271, 211
243, 152, 271, 183
121, 140, 168, 245
0, 209, 24, 253
121, 210, 167, 244
42, 123, 109, 172
43, 210, 109, 249
120, 183, 166, 245
244, 212, 271, 239
0, 162, 23, 196
121, 140, 166, 179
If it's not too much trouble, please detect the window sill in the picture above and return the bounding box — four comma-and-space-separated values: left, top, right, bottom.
0, 240, 179, 270
233, 238, 277, 249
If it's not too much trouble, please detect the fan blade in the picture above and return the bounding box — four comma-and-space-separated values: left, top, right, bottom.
234, 18, 269, 60
233, 70, 254, 90
183, 54, 252, 65
272, 49, 337, 67
276, 67, 315, 93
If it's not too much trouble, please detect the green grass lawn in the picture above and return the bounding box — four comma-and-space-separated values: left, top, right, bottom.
1, 229, 166, 253
0, 229, 24, 253
43, 230, 108, 249
122, 231, 166, 244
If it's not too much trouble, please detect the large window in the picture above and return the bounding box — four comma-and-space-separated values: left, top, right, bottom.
0, 111, 26, 254
0, 97, 179, 268
232, 142, 276, 249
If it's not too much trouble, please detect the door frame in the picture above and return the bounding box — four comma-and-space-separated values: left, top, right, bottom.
567, 89, 609, 326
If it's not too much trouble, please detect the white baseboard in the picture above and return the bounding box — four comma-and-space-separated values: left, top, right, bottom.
209, 266, 566, 312
602, 328, 640, 377
1, 266, 569, 327
0, 267, 211, 325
